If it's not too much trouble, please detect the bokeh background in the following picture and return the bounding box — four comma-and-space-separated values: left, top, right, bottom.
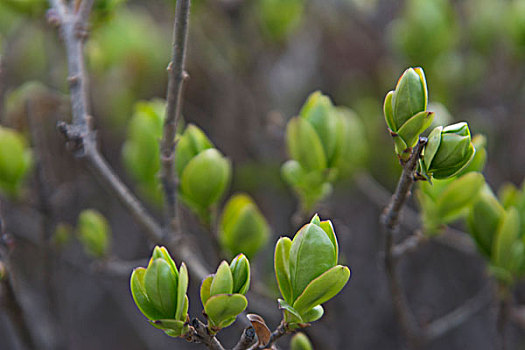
1, 0, 525, 349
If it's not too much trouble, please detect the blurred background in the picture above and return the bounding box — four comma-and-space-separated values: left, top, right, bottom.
1, 0, 525, 349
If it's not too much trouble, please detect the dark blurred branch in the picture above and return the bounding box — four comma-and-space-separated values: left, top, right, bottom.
0, 206, 37, 350
497, 285, 511, 350
424, 283, 493, 340
160, 0, 191, 232
381, 139, 427, 349
392, 230, 428, 259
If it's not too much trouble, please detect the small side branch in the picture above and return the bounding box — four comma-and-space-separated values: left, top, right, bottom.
187, 319, 225, 350
160, 0, 192, 231
424, 283, 493, 340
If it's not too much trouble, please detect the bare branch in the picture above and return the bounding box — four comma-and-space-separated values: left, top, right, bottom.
424, 283, 493, 340
392, 231, 428, 259
75, 0, 95, 28
233, 327, 256, 350
381, 138, 427, 349
48, 0, 211, 282
160, 0, 192, 230
187, 318, 225, 350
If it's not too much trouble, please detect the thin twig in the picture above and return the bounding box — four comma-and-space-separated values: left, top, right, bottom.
187, 318, 225, 350
424, 283, 493, 340
392, 231, 428, 259
47, 0, 210, 282
160, 0, 191, 232
381, 138, 427, 349
233, 327, 256, 350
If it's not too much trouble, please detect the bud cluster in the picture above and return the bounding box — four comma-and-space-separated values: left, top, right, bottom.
274, 215, 350, 327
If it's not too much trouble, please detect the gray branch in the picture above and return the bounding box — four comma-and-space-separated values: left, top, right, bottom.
160, 0, 191, 231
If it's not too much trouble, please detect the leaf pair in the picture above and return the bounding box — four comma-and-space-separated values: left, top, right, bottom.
274, 215, 350, 325
130, 246, 189, 337
200, 255, 250, 331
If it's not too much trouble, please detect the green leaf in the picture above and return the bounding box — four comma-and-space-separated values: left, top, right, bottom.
468, 187, 505, 257
423, 126, 443, 172
144, 259, 177, 319
200, 275, 214, 306
435, 172, 485, 223
175, 263, 188, 320
130, 268, 164, 321
274, 237, 293, 303
286, 117, 327, 171
289, 224, 337, 301
319, 219, 338, 261
299, 91, 338, 163
383, 91, 395, 131
174, 124, 213, 178
77, 209, 110, 258
493, 208, 520, 271
291, 332, 313, 350
392, 68, 427, 129
277, 298, 303, 323
180, 148, 231, 210
300, 305, 324, 323
210, 261, 233, 296
229, 254, 250, 295
204, 294, 247, 327
150, 319, 186, 336
293, 265, 350, 315
219, 194, 270, 259
397, 111, 434, 149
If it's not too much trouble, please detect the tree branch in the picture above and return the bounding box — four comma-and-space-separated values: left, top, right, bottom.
187, 318, 225, 350
380, 138, 427, 348
48, 0, 211, 282
160, 0, 191, 231
424, 283, 493, 340
233, 327, 256, 350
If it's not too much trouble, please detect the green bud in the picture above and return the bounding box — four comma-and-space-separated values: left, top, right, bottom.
274, 215, 350, 325
256, 0, 304, 41
229, 254, 251, 295
52, 223, 73, 248
331, 107, 368, 178
130, 246, 189, 337
492, 207, 523, 284
200, 256, 251, 330
179, 148, 231, 219
175, 124, 213, 178
467, 186, 505, 258
420, 122, 475, 180
290, 333, 313, 350
0, 127, 32, 197
384, 68, 433, 159
77, 210, 110, 259
219, 193, 270, 259
122, 99, 167, 204
457, 134, 487, 175
417, 172, 485, 235
286, 116, 327, 172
